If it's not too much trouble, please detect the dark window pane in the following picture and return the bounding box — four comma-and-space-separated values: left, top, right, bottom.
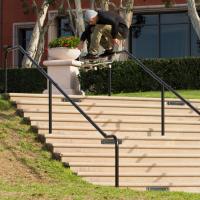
191, 26, 200, 56
160, 24, 190, 57
18, 28, 33, 67
161, 13, 189, 24
133, 14, 158, 25
59, 18, 73, 37
132, 26, 159, 58
25, 30, 32, 49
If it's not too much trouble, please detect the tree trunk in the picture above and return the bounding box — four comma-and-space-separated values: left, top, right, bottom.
73, 0, 87, 55
34, 30, 45, 66
118, 0, 134, 52
96, 0, 109, 10
74, 0, 85, 37
187, 0, 200, 39
119, 0, 134, 28
21, 0, 50, 68
103, 0, 109, 10
90, 0, 95, 9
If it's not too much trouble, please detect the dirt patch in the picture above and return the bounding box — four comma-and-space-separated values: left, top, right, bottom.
0, 150, 46, 183
0, 111, 51, 184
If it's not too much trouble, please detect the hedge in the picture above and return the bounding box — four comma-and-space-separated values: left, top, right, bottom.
79, 57, 200, 94
1, 57, 200, 94
0, 68, 47, 93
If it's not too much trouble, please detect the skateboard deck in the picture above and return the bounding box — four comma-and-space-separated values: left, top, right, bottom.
79, 53, 115, 70
79, 51, 125, 70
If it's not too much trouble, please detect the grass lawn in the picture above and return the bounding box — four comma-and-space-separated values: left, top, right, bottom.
1, 95, 200, 199
109, 90, 200, 99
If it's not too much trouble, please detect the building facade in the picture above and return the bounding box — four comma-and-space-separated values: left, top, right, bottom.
0, 0, 197, 68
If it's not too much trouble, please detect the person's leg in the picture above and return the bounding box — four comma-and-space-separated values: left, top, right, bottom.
100, 35, 112, 50
99, 25, 113, 50
89, 24, 104, 55
85, 24, 125, 58
89, 25, 113, 55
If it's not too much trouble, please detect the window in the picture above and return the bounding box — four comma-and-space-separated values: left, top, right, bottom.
132, 15, 159, 58
131, 12, 200, 58
58, 17, 74, 37
18, 28, 33, 67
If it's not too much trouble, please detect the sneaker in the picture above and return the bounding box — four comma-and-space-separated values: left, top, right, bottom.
99, 49, 114, 57
82, 53, 99, 60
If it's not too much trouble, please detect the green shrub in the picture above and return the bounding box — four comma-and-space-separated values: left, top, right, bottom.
0, 68, 47, 93
1, 57, 200, 95
49, 36, 80, 48
79, 57, 200, 94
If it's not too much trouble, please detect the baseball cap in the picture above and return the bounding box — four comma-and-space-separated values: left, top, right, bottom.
85, 9, 98, 22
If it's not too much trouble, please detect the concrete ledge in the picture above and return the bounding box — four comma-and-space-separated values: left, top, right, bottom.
43, 59, 83, 67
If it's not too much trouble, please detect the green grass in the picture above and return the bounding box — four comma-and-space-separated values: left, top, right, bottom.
0, 95, 12, 110
111, 90, 200, 99
1, 95, 200, 199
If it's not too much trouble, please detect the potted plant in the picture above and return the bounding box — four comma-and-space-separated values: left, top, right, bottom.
48, 36, 81, 60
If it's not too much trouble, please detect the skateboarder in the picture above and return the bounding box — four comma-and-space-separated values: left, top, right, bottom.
77, 9, 129, 59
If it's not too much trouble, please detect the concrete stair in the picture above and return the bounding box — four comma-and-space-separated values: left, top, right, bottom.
8, 93, 200, 193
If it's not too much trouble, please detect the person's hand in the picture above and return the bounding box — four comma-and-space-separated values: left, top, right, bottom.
77, 41, 84, 50
112, 38, 120, 46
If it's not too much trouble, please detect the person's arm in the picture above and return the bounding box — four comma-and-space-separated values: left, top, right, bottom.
99, 11, 119, 39
77, 41, 84, 50
78, 25, 93, 50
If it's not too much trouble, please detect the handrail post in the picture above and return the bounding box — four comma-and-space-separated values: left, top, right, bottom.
108, 64, 112, 96
114, 138, 119, 187
107, 135, 119, 187
49, 81, 52, 134
161, 85, 165, 136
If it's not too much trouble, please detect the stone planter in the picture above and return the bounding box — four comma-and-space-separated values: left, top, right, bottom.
43, 60, 83, 95
44, 47, 83, 95
48, 47, 81, 60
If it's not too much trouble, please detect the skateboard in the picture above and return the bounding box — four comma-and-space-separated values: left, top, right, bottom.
79, 52, 116, 70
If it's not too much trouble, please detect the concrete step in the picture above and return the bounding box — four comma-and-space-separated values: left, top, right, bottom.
32, 121, 200, 133
11, 93, 179, 105
21, 108, 200, 117
64, 95, 200, 108
52, 143, 200, 154
14, 100, 199, 114
13, 98, 197, 107
42, 133, 200, 146
29, 116, 200, 125
37, 126, 200, 138
61, 153, 200, 163
23, 110, 200, 122
43, 134, 102, 144
8, 93, 63, 102
92, 181, 200, 192
71, 96, 164, 103
29, 116, 200, 131
69, 162, 200, 174
80, 172, 200, 183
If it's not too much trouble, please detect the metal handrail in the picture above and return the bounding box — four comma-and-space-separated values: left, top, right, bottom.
4, 45, 120, 187
122, 50, 200, 136
103, 49, 200, 135
124, 50, 200, 115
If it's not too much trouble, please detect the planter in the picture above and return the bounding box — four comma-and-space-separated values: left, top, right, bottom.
43, 60, 83, 95
48, 47, 81, 60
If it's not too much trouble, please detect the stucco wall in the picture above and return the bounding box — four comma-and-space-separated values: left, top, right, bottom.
0, 0, 187, 68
